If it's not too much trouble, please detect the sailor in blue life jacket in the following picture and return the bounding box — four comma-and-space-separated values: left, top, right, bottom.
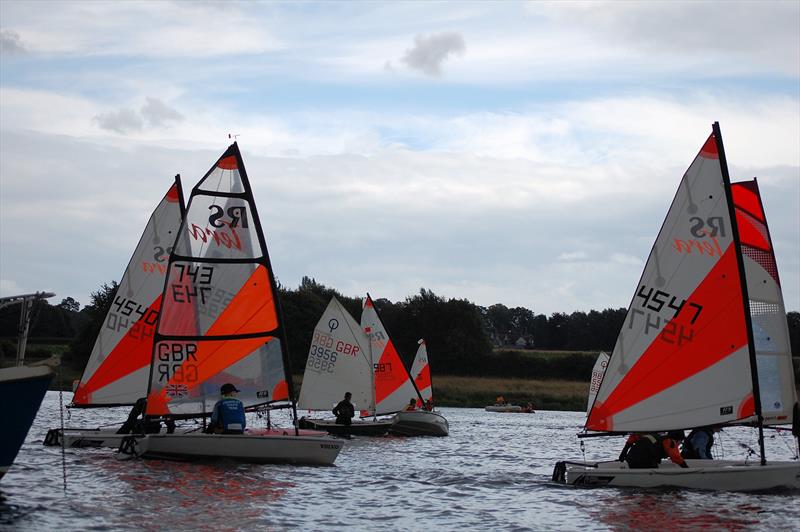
208, 383, 246, 434
681, 426, 721, 460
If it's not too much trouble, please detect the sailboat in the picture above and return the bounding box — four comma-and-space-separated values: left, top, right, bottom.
44, 178, 186, 448
297, 297, 396, 436
126, 143, 343, 465
553, 122, 799, 491
410, 339, 432, 405
361, 296, 448, 436
1, 292, 55, 480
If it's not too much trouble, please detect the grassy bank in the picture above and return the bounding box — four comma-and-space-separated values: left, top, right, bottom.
432, 375, 588, 411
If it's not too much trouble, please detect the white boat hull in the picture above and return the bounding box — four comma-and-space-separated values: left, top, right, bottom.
130, 432, 344, 466
554, 459, 800, 491
391, 411, 449, 437
485, 405, 522, 413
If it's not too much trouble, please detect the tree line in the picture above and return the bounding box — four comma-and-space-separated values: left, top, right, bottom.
2, 277, 799, 382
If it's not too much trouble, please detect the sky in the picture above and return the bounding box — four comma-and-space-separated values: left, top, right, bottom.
1, 0, 798, 316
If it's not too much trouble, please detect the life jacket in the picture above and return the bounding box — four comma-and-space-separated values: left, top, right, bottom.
215, 397, 246, 432
682, 428, 713, 459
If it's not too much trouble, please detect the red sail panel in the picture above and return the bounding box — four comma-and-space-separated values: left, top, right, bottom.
73, 295, 162, 404
414, 363, 432, 393
205, 266, 278, 336
374, 340, 410, 404
731, 181, 765, 222
587, 245, 750, 431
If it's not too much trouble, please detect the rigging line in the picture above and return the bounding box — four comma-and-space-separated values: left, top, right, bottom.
59, 382, 67, 493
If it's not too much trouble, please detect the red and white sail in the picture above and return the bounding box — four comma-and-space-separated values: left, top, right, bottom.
360, 295, 420, 415
587, 127, 754, 432
145, 144, 291, 417
410, 339, 432, 404
73, 178, 184, 407
297, 297, 374, 414
732, 179, 797, 425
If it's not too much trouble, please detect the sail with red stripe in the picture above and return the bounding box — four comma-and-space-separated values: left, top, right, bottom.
410, 339, 432, 404
586, 125, 755, 432
145, 144, 291, 417
732, 179, 797, 425
360, 295, 422, 415
73, 177, 184, 407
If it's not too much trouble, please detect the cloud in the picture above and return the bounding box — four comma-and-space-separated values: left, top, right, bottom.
400, 32, 466, 78
93, 97, 182, 134
140, 97, 183, 127
0, 29, 26, 55
93, 108, 143, 134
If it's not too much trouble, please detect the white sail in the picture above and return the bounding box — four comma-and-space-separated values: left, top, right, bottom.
410, 339, 432, 403
732, 180, 797, 425
361, 296, 420, 415
587, 127, 754, 433
586, 351, 609, 415
73, 179, 184, 406
298, 297, 374, 414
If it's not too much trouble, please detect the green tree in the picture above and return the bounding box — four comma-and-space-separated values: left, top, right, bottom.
66, 281, 119, 368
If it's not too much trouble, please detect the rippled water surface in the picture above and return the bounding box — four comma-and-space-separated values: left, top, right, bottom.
2, 392, 799, 530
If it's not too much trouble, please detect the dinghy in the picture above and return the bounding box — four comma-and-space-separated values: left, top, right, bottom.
297, 297, 396, 437
361, 296, 449, 437
553, 123, 799, 491
484, 404, 523, 413
126, 142, 343, 465
45, 178, 186, 448
392, 339, 450, 436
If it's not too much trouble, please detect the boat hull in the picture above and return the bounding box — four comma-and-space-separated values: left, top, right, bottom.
0, 366, 52, 481
45, 427, 128, 448
390, 411, 449, 437
130, 432, 344, 466
553, 459, 800, 491
484, 405, 522, 413
299, 417, 394, 437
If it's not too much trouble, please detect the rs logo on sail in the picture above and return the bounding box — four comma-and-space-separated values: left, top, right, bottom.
673, 217, 727, 257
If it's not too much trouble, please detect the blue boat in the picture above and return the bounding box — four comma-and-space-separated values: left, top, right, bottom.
0, 365, 52, 481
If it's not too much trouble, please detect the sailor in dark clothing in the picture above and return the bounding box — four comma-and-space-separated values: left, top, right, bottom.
619, 431, 689, 469
208, 383, 246, 434
681, 426, 720, 459
117, 397, 161, 434
332, 392, 355, 425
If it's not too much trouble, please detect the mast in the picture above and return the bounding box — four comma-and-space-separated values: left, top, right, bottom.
714, 121, 766, 466
365, 295, 378, 417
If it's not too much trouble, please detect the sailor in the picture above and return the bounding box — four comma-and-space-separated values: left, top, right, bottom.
403, 398, 417, 411
681, 426, 721, 459
332, 392, 355, 425
208, 383, 246, 434
424, 398, 434, 411
618, 431, 689, 469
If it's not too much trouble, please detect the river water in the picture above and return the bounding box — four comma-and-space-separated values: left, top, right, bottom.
2, 392, 799, 531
